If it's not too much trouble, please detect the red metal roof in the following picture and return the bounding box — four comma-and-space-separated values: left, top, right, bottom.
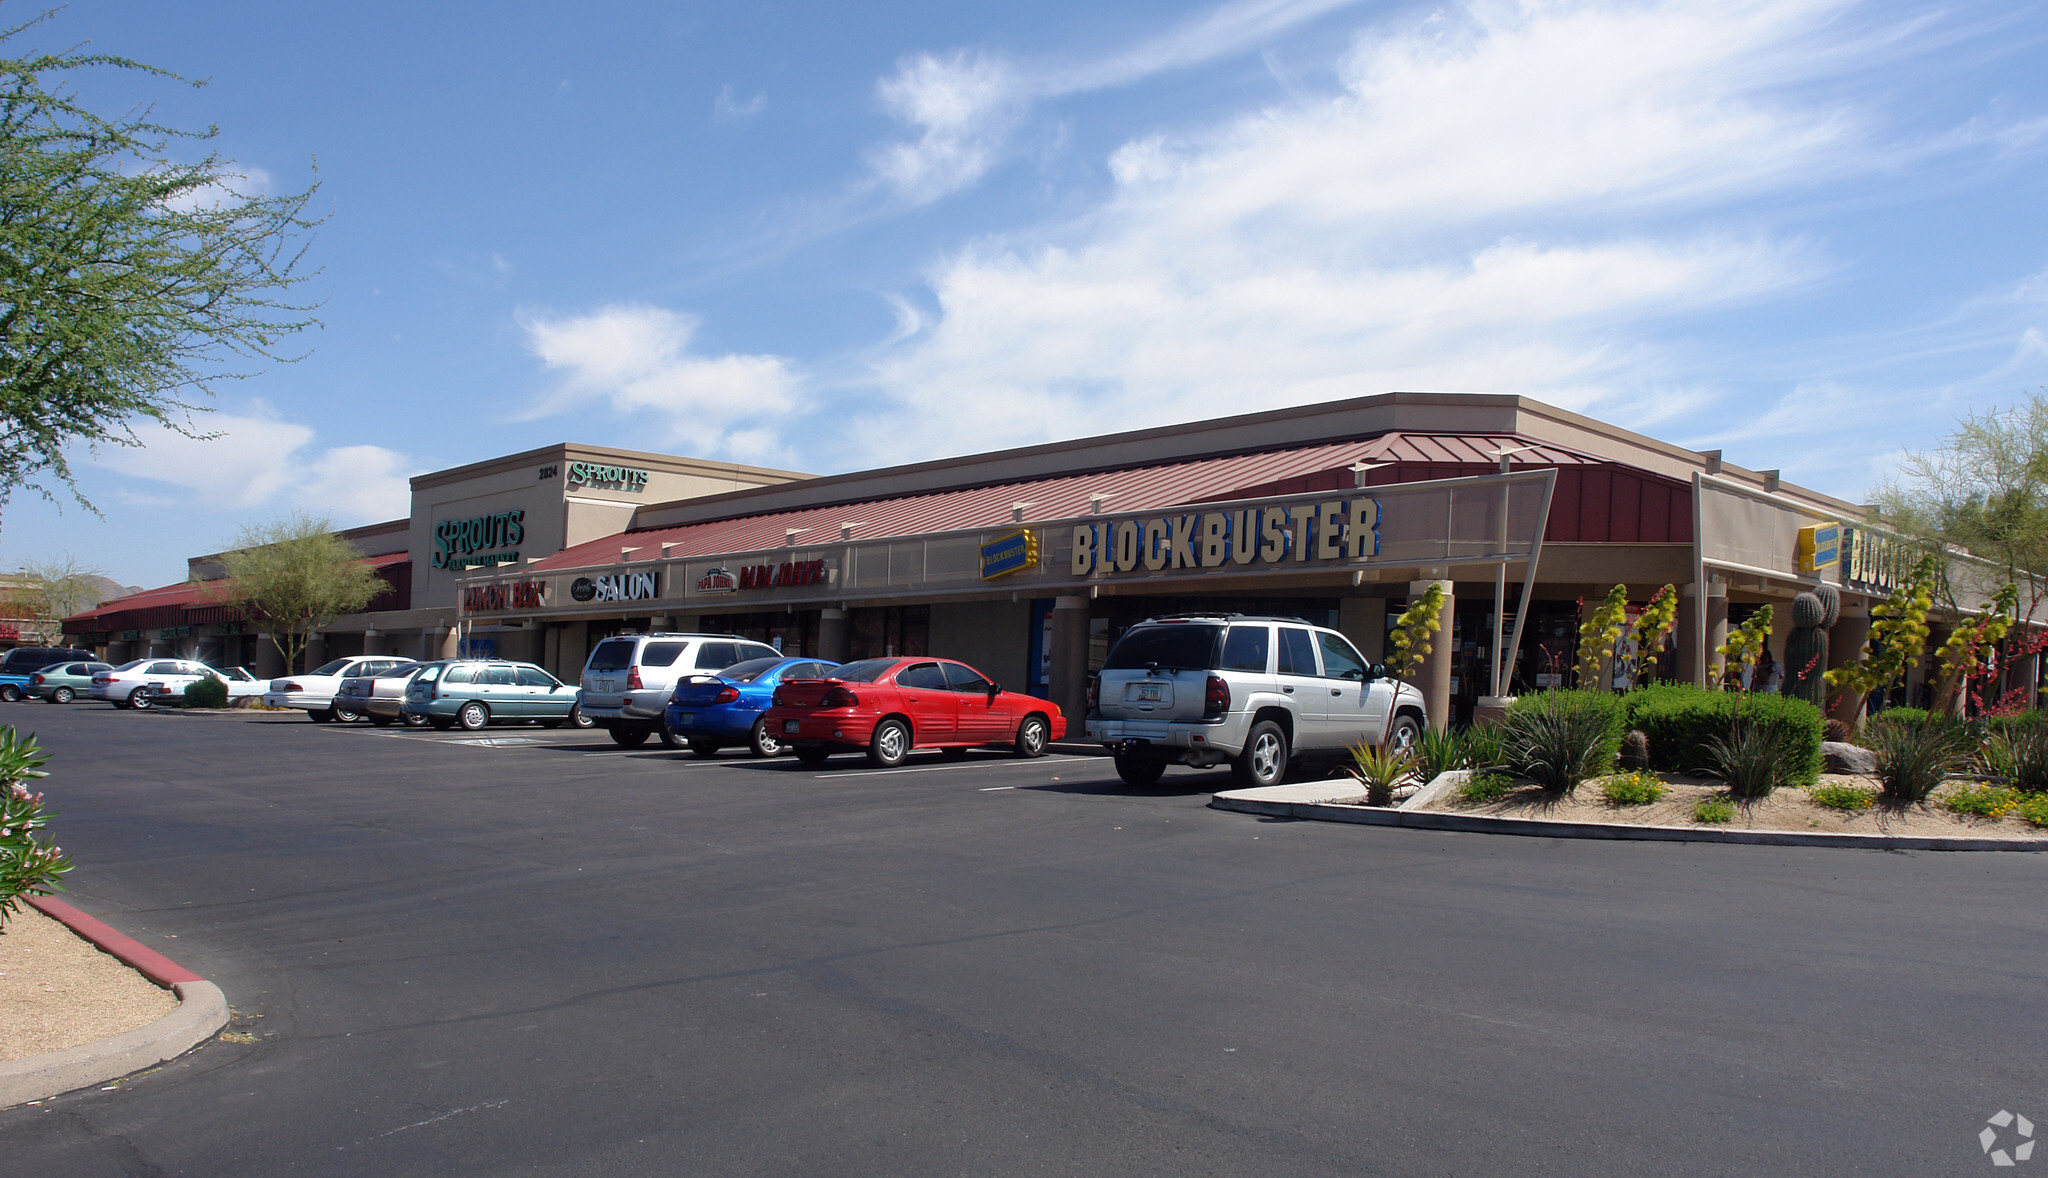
63, 551, 414, 629
531, 432, 1601, 572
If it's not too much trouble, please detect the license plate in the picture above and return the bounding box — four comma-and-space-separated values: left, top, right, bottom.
1136, 682, 1163, 701
782, 720, 800, 734
676, 712, 694, 726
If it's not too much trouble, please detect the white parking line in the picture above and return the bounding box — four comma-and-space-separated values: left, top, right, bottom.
978, 786, 1015, 792
811, 755, 1086, 779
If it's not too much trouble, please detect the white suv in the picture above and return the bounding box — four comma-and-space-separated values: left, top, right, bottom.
577, 634, 781, 747
1086, 614, 1427, 789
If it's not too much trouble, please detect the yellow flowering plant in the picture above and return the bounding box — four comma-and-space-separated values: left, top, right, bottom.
1575, 584, 1630, 689
1387, 583, 1445, 681
1714, 604, 1775, 690
1825, 555, 1937, 716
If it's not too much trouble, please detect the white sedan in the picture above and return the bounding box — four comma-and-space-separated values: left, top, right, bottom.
91, 659, 232, 710
263, 657, 416, 722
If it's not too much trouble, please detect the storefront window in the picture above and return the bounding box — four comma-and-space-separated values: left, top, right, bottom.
848, 606, 928, 660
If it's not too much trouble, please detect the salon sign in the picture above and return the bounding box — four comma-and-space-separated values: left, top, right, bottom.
1070, 499, 1381, 577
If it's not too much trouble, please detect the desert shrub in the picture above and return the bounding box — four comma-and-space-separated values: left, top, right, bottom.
1981, 723, 2048, 793
1868, 717, 1972, 806
1693, 798, 1735, 823
1624, 684, 1825, 785
2020, 794, 2048, 829
1871, 706, 1930, 729
1699, 717, 1807, 799
1414, 728, 1471, 781
1501, 690, 1625, 795
1462, 725, 1503, 770
1, 728, 71, 924
1347, 742, 1419, 807
1456, 772, 1515, 803
183, 675, 229, 709
1808, 783, 1876, 811
1943, 784, 2023, 819
1599, 770, 1667, 806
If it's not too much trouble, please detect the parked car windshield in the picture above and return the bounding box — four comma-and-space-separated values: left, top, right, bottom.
721, 658, 781, 683
1103, 624, 1225, 671
829, 658, 900, 683
309, 659, 352, 677
586, 639, 635, 672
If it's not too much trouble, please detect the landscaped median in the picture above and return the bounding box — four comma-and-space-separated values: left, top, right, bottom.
1212, 769, 2048, 851
0, 897, 228, 1107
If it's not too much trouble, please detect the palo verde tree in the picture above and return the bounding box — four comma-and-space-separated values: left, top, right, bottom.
0, 12, 320, 522
215, 513, 382, 674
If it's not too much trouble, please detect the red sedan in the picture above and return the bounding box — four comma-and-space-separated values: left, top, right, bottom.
764, 656, 1066, 767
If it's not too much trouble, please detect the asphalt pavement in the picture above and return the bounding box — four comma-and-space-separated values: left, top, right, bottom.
1, 703, 2043, 1175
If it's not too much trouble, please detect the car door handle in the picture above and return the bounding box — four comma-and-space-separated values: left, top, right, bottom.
1282, 686, 1293, 693
1331, 688, 1342, 696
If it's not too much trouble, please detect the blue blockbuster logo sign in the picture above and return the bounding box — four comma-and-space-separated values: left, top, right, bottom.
979, 530, 1039, 581
1069, 499, 1381, 577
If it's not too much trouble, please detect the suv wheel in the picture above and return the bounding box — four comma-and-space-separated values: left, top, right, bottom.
1386, 714, 1424, 759
457, 701, 490, 731
1232, 720, 1289, 788
867, 718, 910, 768
609, 726, 650, 748
1113, 751, 1167, 787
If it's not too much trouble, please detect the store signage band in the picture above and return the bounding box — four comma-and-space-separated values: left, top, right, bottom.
570, 570, 660, 603
980, 530, 1039, 581
434, 509, 524, 569
737, 559, 827, 590
1796, 522, 1840, 574
1071, 499, 1381, 577
566, 462, 650, 491
1841, 525, 1911, 592
464, 581, 548, 612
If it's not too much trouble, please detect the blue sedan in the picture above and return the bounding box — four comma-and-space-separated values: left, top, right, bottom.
664, 657, 841, 757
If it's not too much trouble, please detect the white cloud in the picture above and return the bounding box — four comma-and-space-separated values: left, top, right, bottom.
93, 408, 413, 522
865, 0, 1365, 205
518, 304, 800, 457
851, 0, 1909, 463
159, 164, 273, 213
714, 83, 768, 120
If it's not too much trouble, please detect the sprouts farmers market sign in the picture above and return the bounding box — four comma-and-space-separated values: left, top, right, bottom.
435, 509, 524, 570
455, 472, 1555, 616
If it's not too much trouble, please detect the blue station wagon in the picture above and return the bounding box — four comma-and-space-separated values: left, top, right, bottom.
401, 660, 585, 731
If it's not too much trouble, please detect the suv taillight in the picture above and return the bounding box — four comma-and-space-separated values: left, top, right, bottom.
628, 666, 644, 690
1086, 676, 1099, 712
820, 686, 859, 708
1204, 675, 1230, 717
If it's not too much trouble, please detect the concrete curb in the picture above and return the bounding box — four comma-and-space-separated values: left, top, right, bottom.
0, 897, 229, 1108
1209, 791, 2048, 852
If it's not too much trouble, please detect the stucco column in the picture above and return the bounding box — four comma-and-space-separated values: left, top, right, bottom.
817, 608, 850, 662
254, 636, 283, 679
438, 626, 461, 660
1703, 578, 1729, 686
1339, 596, 1387, 664
1409, 579, 1455, 732
1049, 595, 1092, 736
1677, 582, 1703, 687
1827, 605, 1870, 726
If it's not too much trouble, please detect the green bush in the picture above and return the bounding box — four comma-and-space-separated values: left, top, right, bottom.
1693, 797, 1734, 823
1870, 706, 1930, 729
1598, 769, 1667, 806
1, 728, 71, 924
1808, 783, 1876, 811
183, 675, 229, 709
1622, 684, 1825, 786
2020, 794, 2048, 829
1982, 723, 2048, 792
1456, 771, 1515, 803
1502, 690, 1625, 795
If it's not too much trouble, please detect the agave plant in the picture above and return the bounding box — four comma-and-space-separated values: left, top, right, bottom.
1867, 717, 1972, 806
1981, 724, 2048, 793
1698, 717, 1796, 800
1499, 690, 1623, 795
1412, 727, 1470, 781
1347, 741, 1419, 807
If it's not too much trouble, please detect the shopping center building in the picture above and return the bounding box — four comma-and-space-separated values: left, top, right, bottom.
65, 392, 2033, 728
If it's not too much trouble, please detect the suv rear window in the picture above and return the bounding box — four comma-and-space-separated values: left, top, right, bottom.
1103, 624, 1225, 671
587, 639, 636, 671
1220, 626, 1270, 672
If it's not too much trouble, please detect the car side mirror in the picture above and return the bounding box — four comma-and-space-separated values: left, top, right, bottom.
1367, 663, 1387, 681
987, 683, 1002, 699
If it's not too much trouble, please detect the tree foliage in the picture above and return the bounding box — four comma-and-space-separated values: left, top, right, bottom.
1876, 391, 2048, 624
0, 13, 320, 517
4, 553, 106, 641
214, 513, 382, 674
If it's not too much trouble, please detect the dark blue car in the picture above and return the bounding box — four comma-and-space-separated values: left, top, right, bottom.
664, 656, 841, 757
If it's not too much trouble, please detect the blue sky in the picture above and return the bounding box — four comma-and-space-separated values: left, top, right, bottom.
4, 0, 2046, 588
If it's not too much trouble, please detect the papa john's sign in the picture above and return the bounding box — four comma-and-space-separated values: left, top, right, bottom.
1070, 499, 1380, 577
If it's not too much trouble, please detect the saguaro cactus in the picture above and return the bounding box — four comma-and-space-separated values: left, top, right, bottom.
1785, 591, 1829, 707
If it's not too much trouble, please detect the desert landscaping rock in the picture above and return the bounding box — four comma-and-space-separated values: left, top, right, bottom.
1822, 741, 1878, 775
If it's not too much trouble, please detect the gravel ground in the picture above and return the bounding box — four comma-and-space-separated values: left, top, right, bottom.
1413, 772, 2048, 838
0, 905, 179, 1062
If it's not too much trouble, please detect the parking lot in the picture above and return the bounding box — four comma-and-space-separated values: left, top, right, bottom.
4, 702, 2046, 1176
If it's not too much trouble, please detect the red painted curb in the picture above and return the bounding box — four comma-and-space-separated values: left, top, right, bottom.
23, 895, 205, 989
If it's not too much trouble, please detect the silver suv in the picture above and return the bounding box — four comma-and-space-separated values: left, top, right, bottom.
1086, 614, 1426, 789
577, 633, 781, 747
